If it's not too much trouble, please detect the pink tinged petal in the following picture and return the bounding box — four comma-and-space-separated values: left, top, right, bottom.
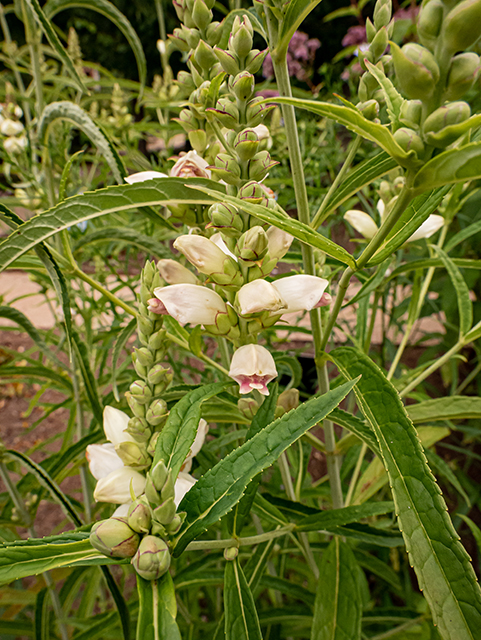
406, 214, 444, 243
86, 443, 124, 480
229, 344, 277, 395
174, 472, 197, 507
314, 292, 332, 308
93, 467, 146, 504
147, 298, 169, 314
272, 274, 329, 313
237, 279, 285, 315
344, 210, 378, 239
125, 171, 168, 184
103, 406, 136, 446
170, 150, 211, 179
153, 284, 227, 326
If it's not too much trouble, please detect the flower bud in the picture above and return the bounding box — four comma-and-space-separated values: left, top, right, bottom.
399, 100, 422, 128
393, 127, 425, 155
157, 259, 197, 285
266, 226, 294, 260
272, 275, 330, 313
0, 119, 23, 136
127, 417, 151, 442
445, 53, 480, 100
248, 150, 278, 181
131, 535, 171, 581
188, 129, 208, 154
151, 460, 169, 491
207, 97, 239, 128
192, 0, 212, 30
166, 513, 185, 534
147, 432, 160, 456
208, 203, 244, 234
153, 284, 228, 326
128, 500, 152, 534
176, 108, 199, 133
193, 39, 217, 71
357, 99, 380, 121
210, 153, 242, 185
213, 46, 240, 75
93, 467, 146, 504
206, 20, 223, 46
234, 129, 260, 161
145, 472, 161, 505
146, 398, 169, 426
238, 397, 259, 419
237, 226, 268, 262
245, 49, 268, 74
231, 71, 255, 102
229, 344, 277, 396
370, 27, 388, 60
153, 497, 176, 525
137, 315, 154, 337
373, 0, 391, 30
126, 392, 145, 419
417, 0, 444, 51
148, 329, 167, 351
172, 0, 184, 22
90, 517, 140, 558
129, 380, 152, 405
238, 181, 268, 204
116, 441, 152, 469
236, 280, 285, 315
423, 101, 471, 146
390, 42, 440, 99
4, 135, 27, 154
177, 70, 195, 94
365, 17, 376, 43
229, 21, 253, 59
169, 28, 190, 52
246, 98, 275, 127
443, 0, 481, 55
344, 209, 378, 239
277, 388, 300, 415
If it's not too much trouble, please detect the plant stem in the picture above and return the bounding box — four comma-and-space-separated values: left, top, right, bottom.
344, 442, 367, 507
399, 340, 463, 397
185, 524, 295, 551
311, 135, 362, 229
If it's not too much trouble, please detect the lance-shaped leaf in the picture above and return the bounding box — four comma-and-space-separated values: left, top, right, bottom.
331, 346, 481, 640
413, 142, 481, 193
172, 379, 357, 555
365, 60, 404, 128
311, 537, 362, 640
431, 245, 472, 337
407, 396, 481, 423
276, 0, 324, 57
187, 185, 357, 268
0, 178, 223, 272
153, 382, 231, 478
136, 574, 181, 640
74, 227, 173, 257
296, 501, 394, 532
44, 0, 147, 99
263, 97, 418, 168
225, 558, 262, 640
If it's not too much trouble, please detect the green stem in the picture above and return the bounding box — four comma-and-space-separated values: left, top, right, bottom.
185, 524, 295, 551
311, 135, 362, 229
344, 442, 367, 507
363, 289, 381, 353
400, 339, 463, 397
164, 331, 230, 376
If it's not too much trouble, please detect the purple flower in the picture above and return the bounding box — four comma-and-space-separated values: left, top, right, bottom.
262, 30, 320, 82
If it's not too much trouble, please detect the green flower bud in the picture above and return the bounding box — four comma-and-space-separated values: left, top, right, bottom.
207, 98, 239, 128
176, 108, 199, 133
224, 546, 239, 560
394, 126, 425, 155
126, 392, 145, 419
185, 27, 201, 49
146, 365, 168, 386
211, 153, 242, 185
245, 49, 268, 74
443, 0, 481, 55
134, 347, 154, 368
188, 128, 208, 154
248, 150, 278, 181
166, 512, 186, 535
145, 472, 161, 506
146, 398, 169, 427
423, 101, 471, 146
177, 71, 195, 95
131, 535, 171, 581
208, 203, 244, 234
127, 416, 151, 442
399, 99, 422, 128
128, 500, 152, 534
390, 42, 440, 99
418, 0, 444, 51
236, 225, 268, 262
358, 71, 378, 101
151, 521, 167, 537
206, 21, 223, 46
129, 381, 153, 405
277, 388, 300, 414
445, 52, 480, 100
232, 14, 253, 37
161, 470, 175, 502
234, 129, 260, 161
153, 497, 176, 525
238, 397, 259, 419
193, 40, 217, 71
116, 441, 152, 469
246, 98, 275, 127
148, 329, 166, 351
357, 99, 380, 120
169, 28, 190, 52
231, 71, 255, 102
147, 432, 160, 456
370, 27, 389, 60
229, 22, 253, 59
213, 46, 240, 75
192, 0, 212, 30
152, 460, 169, 490
373, 0, 391, 30
173, 0, 184, 22
238, 181, 269, 204
137, 315, 154, 337
90, 518, 140, 558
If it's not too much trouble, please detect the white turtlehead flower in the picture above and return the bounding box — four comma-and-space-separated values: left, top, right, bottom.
229, 344, 278, 396
157, 259, 197, 284
181, 418, 209, 473
86, 443, 124, 480
174, 234, 229, 275
252, 124, 272, 149
153, 283, 227, 326
4, 135, 27, 154
210, 233, 238, 262
125, 170, 168, 184
237, 279, 285, 316
272, 275, 330, 313
170, 150, 211, 179
93, 466, 146, 504
174, 472, 197, 506
345, 200, 444, 243
103, 406, 136, 446
266, 226, 294, 260
0, 119, 24, 136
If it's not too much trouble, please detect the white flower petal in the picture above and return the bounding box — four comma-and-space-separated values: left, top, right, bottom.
406, 214, 444, 242
103, 406, 136, 446
112, 502, 132, 517
174, 472, 197, 507
344, 210, 379, 239
266, 226, 293, 260
210, 233, 238, 262
153, 283, 227, 326
125, 171, 168, 184
237, 279, 285, 315
93, 467, 146, 504
86, 443, 124, 480
272, 274, 329, 313
157, 259, 197, 284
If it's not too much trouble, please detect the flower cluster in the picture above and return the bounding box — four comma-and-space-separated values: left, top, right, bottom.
0, 103, 27, 155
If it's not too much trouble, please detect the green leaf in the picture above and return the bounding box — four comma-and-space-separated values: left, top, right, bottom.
459, 515, 481, 554
311, 538, 362, 640
296, 501, 394, 532
261, 575, 315, 605
153, 382, 231, 478
413, 142, 481, 192
331, 346, 481, 640
407, 396, 481, 423
74, 227, 173, 257
0, 535, 118, 586
445, 219, 481, 252
72, 329, 104, 424
25, 0, 87, 93
329, 407, 379, 455
38, 102, 125, 184
389, 258, 481, 279
172, 379, 357, 555
431, 246, 472, 337
0, 178, 222, 272
136, 574, 181, 640
59, 150, 85, 202
323, 5, 358, 21
425, 449, 470, 508
365, 60, 404, 128
44, 0, 147, 99
277, 0, 324, 56
35, 588, 49, 640
188, 185, 357, 268
225, 557, 262, 640
265, 97, 418, 168
318, 152, 397, 220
